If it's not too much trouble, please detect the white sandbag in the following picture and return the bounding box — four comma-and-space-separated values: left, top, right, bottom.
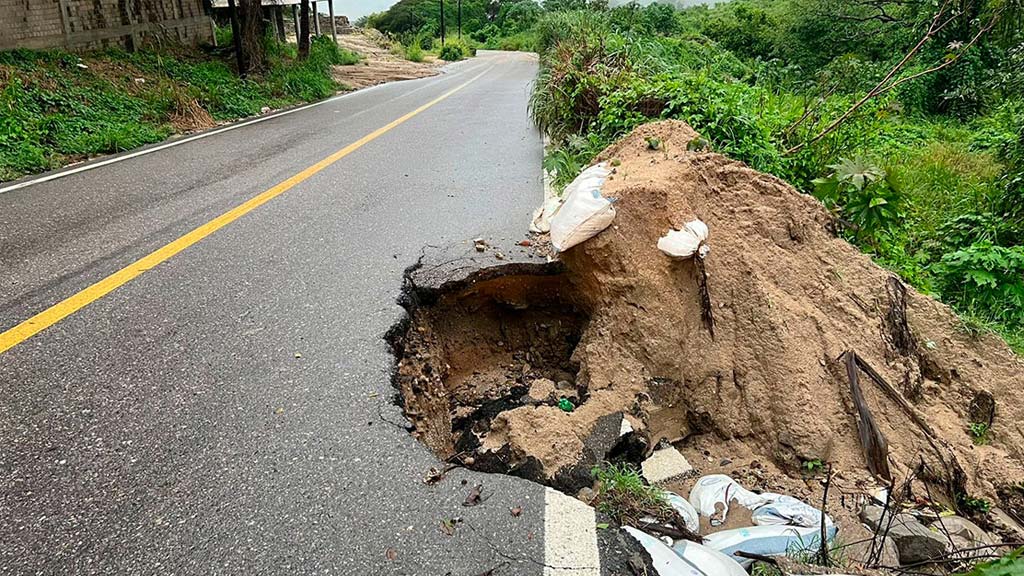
670, 539, 748, 576
688, 475, 769, 527
752, 493, 833, 529
549, 163, 614, 252
623, 527, 746, 576
664, 492, 700, 533
657, 219, 709, 258
702, 524, 839, 568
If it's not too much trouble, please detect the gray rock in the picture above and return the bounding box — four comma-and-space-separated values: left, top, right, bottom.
860, 505, 947, 564
930, 515, 996, 548
847, 535, 900, 568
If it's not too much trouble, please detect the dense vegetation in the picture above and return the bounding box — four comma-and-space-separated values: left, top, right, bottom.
361, 0, 544, 51
0, 35, 358, 181
366, 0, 1023, 351
518, 0, 1022, 352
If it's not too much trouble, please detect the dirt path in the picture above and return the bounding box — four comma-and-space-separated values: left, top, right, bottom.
332, 30, 442, 90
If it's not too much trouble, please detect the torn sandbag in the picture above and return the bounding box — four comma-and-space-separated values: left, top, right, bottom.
664, 492, 700, 533
688, 475, 769, 527
530, 194, 563, 234
752, 493, 833, 529
549, 163, 614, 252
702, 524, 838, 568
657, 219, 709, 259
623, 526, 746, 576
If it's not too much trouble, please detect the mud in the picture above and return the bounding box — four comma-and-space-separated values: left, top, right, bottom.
389, 120, 1024, 523
331, 30, 441, 90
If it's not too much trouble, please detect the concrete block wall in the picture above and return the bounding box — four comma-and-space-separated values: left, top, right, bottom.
0, 0, 214, 51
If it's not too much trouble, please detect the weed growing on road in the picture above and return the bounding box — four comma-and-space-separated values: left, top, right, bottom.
591, 463, 672, 526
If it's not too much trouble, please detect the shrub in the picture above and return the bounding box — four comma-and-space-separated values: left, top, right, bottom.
936, 242, 1024, 327
405, 41, 425, 62
439, 43, 465, 61
812, 157, 903, 249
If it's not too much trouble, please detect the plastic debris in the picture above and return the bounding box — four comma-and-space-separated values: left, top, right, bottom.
702, 524, 838, 568
657, 219, 709, 259
549, 163, 615, 252
623, 526, 746, 576
558, 398, 575, 412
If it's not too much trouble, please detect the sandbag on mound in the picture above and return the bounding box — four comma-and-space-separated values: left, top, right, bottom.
753, 493, 833, 529
471, 120, 1024, 502
689, 474, 769, 527
701, 524, 838, 568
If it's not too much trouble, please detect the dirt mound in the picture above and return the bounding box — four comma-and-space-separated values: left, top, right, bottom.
393, 120, 1024, 512
332, 30, 441, 90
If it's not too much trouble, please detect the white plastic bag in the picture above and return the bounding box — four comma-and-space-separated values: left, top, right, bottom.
752, 493, 833, 529
623, 527, 746, 576
664, 492, 700, 533
549, 163, 614, 252
657, 219, 709, 259
701, 524, 838, 568
688, 475, 769, 527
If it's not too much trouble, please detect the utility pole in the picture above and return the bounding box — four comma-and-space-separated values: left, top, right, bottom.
328, 0, 337, 43
439, 0, 445, 46
458, 0, 462, 40
227, 0, 245, 75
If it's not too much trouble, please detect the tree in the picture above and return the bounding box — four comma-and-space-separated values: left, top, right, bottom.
499, 0, 543, 32
238, 0, 267, 72
786, 0, 1006, 154
299, 0, 311, 59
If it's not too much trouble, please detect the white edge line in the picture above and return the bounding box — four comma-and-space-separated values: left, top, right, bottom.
0, 59, 489, 195
543, 487, 601, 576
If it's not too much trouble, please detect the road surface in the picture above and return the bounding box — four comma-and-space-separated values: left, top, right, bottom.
0, 52, 608, 575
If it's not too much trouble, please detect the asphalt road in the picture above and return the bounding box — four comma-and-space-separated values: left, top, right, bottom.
0, 52, 595, 575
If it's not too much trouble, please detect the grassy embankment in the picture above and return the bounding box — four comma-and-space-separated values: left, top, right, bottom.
0, 35, 358, 182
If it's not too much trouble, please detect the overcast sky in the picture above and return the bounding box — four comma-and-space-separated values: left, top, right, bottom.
330, 0, 398, 20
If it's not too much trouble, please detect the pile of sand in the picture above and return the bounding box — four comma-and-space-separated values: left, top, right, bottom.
478, 120, 1024, 507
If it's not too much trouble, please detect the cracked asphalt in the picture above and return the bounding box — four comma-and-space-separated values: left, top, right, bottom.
0, 51, 563, 576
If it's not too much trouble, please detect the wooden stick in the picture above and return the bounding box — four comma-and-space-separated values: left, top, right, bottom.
845, 351, 892, 481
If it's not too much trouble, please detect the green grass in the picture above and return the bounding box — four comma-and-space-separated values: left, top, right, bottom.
0, 36, 359, 181
590, 463, 672, 526
527, 8, 1023, 354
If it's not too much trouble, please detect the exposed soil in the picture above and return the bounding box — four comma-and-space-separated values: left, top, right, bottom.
389, 120, 1024, 527
332, 30, 441, 90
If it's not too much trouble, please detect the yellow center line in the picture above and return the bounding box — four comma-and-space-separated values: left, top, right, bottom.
0, 66, 493, 356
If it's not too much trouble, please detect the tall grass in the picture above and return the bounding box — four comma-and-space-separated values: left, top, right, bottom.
529, 8, 1024, 353
0, 36, 358, 181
